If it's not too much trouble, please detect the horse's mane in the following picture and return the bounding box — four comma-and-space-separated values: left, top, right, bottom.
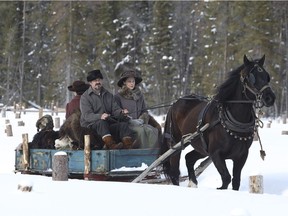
214, 64, 245, 102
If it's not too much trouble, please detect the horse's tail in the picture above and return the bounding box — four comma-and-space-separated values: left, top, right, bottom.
160, 105, 182, 185
160, 107, 173, 179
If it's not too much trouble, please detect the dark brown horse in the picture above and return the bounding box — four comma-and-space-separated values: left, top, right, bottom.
161, 55, 275, 190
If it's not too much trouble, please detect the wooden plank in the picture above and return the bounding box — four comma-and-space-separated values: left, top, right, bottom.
109, 148, 159, 170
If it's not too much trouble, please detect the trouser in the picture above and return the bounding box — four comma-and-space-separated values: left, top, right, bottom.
89, 120, 135, 143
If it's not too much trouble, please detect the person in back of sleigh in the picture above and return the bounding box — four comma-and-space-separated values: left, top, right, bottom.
80, 69, 137, 150
66, 80, 90, 119
114, 69, 159, 149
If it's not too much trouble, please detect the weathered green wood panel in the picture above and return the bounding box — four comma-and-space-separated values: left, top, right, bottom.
15, 148, 159, 178
109, 148, 159, 170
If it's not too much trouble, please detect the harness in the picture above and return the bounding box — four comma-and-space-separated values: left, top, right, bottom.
167, 66, 270, 159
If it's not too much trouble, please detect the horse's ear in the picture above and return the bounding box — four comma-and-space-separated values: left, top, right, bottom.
258, 55, 265, 66
243, 55, 251, 65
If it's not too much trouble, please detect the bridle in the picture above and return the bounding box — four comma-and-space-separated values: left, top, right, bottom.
240, 63, 271, 108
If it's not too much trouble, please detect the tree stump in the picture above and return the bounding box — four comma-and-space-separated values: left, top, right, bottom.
15, 112, 21, 119
6, 124, 13, 136
283, 114, 287, 124
5, 119, 10, 124
84, 135, 91, 180
266, 121, 271, 128
18, 121, 25, 126
249, 175, 263, 194
281, 131, 288, 135
1, 108, 6, 118
17, 179, 33, 192
52, 152, 68, 181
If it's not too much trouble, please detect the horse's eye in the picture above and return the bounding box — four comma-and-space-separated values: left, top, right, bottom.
257, 67, 263, 72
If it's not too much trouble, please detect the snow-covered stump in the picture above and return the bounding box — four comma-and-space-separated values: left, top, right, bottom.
84, 135, 91, 180
17, 179, 33, 192
283, 114, 287, 124
52, 152, 68, 181
1, 107, 6, 118
38, 108, 43, 118
15, 112, 21, 119
54, 117, 60, 129
266, 121, 272, 128
6, 124, 13, 136
249, 175, 263, 194
18, 120, 25, 126
282, 130, 288, 135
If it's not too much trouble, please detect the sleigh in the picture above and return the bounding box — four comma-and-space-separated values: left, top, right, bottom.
14, 142, 160, 181
14, 123, 212, 183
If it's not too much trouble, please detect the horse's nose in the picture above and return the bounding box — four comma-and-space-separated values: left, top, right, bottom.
263, 92, 275, 107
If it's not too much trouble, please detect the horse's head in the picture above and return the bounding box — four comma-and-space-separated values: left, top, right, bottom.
241, 55, 275, 107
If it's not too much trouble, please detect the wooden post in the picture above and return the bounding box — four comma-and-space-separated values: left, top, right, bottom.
22, 133, 29, 171
266, 121, 271, 128
1, 107, 6, 118
6, 124, 13, 136
5, 119, 10, 124
52, 152, 68, 181
18, 121, 25, 126
15, 112, 21, 119
84, 135, 91, 180
54, 117, 60, 129
283, 114, 287, 124
249, 175, 263, 194
281, 131, 288, 135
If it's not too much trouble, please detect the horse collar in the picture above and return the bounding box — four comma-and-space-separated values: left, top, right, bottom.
218, 104, 255, 141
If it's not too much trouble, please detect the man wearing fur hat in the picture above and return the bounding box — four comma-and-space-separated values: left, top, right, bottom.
80, 69, 136, 149
66, 80, 90, 119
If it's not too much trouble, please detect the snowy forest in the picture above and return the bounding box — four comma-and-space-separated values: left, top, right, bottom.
0, 1, 287, 117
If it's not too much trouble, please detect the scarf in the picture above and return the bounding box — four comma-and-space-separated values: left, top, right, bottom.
118, 86, 142, 101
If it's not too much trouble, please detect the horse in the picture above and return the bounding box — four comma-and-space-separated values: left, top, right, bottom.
160, 55, 275, 190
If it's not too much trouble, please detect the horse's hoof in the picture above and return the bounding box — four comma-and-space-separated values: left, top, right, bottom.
188, 180, 197, 188
217, 186, 228, 190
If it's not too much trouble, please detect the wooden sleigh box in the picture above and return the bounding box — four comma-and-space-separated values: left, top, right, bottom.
14, 148, 159, 181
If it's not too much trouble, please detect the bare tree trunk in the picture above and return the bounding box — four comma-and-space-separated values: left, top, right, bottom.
65, 1, 72, 105
20, 1, 26, 106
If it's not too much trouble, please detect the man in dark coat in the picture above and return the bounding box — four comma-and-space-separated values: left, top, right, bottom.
80, 69, 136, 149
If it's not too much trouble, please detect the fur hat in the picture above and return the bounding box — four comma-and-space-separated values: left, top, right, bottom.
87, 69, 103, 82
36, 115, 54, 132
117, 70, 142, 87
68, 80, 90, 95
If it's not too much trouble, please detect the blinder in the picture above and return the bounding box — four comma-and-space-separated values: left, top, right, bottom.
249, 73, 255, 85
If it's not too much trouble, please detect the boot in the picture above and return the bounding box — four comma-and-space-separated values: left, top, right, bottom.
122, 136, 138, 149
102, 135, 123, 150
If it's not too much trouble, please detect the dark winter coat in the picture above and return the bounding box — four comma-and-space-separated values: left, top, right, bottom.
80, 86, 123, 128
114, 86, 147, 119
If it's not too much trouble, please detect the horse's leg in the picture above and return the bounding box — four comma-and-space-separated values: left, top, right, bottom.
185, 150, 205, 188
211, 152, 231, 189
232, 153, 248, 190
168, 153, 181, 185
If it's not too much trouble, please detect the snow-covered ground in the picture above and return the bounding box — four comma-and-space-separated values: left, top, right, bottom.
0, 109, 288, 216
